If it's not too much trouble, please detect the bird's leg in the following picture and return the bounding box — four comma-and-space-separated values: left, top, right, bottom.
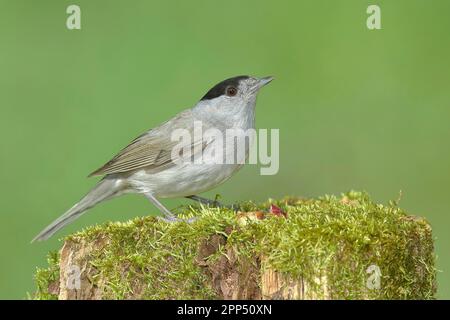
186, 195, 223, 207
186, 195, 239, 211
145, 193, 195, 223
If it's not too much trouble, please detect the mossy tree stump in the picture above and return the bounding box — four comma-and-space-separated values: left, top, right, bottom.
34, 192, 436, 300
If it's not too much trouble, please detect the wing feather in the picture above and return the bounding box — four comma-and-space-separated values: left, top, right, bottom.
88, 110, 202, 177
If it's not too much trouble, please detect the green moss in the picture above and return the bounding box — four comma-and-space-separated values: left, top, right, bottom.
33, 191, 436, 299
34, 251, 59, 300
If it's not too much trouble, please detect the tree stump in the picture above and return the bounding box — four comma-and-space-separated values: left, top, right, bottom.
34, 192, 436, 300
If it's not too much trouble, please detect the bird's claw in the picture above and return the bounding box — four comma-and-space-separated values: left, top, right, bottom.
157, 215, 197, 224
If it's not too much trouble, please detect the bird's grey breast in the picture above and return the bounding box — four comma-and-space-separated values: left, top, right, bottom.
192, 97, 256, 131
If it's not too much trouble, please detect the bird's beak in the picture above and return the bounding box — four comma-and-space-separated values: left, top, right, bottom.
251, 76, 274, 93
258, 76, 274, 88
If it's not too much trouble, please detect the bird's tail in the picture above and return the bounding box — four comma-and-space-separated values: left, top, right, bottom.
32, 178, 121, 242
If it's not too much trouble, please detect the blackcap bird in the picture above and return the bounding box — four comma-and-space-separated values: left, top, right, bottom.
32, 75, 273, 242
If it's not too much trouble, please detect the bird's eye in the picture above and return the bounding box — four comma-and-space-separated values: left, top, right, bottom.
226, 86, 237, 96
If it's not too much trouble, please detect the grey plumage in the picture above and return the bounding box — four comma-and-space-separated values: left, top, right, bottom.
32, 178, 123, 242
32, 75, 273, 242
88, 110, 200, 177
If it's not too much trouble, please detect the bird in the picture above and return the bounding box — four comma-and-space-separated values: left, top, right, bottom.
32, 75, 273, 242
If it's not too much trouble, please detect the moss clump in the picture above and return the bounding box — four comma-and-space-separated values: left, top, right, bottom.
33, 191, 436, 299
34, 251, 60, 300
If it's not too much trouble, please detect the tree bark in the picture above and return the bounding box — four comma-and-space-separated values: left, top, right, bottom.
36, 195, 436, 300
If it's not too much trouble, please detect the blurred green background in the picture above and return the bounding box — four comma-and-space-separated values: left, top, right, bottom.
1, 0, 449, 299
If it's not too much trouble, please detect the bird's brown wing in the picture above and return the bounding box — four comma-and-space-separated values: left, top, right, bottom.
88, 110, 205, 177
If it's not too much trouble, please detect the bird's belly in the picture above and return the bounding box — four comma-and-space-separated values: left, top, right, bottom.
128, 163, 243, 198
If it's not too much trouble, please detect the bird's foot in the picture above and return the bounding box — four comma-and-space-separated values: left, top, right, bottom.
186, 195, 239, 211
157, 215, 197, 224
186, 195, 240, 211
145, 192, 196, 223
186, 195, 223, 207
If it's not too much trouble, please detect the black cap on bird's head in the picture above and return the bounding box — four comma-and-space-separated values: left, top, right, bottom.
200, 75, 273, 101
201, 76, 249, 101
